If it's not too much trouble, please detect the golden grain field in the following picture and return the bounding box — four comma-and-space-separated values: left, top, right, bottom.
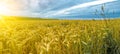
0, 19, 120, 54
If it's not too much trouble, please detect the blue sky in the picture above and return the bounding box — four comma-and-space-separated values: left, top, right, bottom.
0, 0, 120, 19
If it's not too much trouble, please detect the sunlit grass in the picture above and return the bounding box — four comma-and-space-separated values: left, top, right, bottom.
0, 17, 120, 54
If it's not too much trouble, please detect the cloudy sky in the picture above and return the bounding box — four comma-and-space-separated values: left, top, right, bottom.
0, 0, 119, 19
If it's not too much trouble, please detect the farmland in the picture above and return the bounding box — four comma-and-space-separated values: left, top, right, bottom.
0, 17, 120, 54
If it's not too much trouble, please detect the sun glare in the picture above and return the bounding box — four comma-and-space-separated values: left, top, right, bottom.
0, 3, 10, 14
0, 16, 4, 21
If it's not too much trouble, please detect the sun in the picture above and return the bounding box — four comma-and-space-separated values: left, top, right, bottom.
0, 3, 10, 15
0, 2, 11, 20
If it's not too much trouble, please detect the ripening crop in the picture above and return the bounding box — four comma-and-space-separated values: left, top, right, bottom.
0, 19, 120, 54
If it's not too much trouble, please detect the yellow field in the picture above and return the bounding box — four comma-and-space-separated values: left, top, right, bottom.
0, 19, 120, 54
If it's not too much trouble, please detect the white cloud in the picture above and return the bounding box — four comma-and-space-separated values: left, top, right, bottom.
50, 0, 116, 16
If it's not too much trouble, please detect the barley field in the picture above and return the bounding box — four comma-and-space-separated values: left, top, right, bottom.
0, 18, 120, 54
